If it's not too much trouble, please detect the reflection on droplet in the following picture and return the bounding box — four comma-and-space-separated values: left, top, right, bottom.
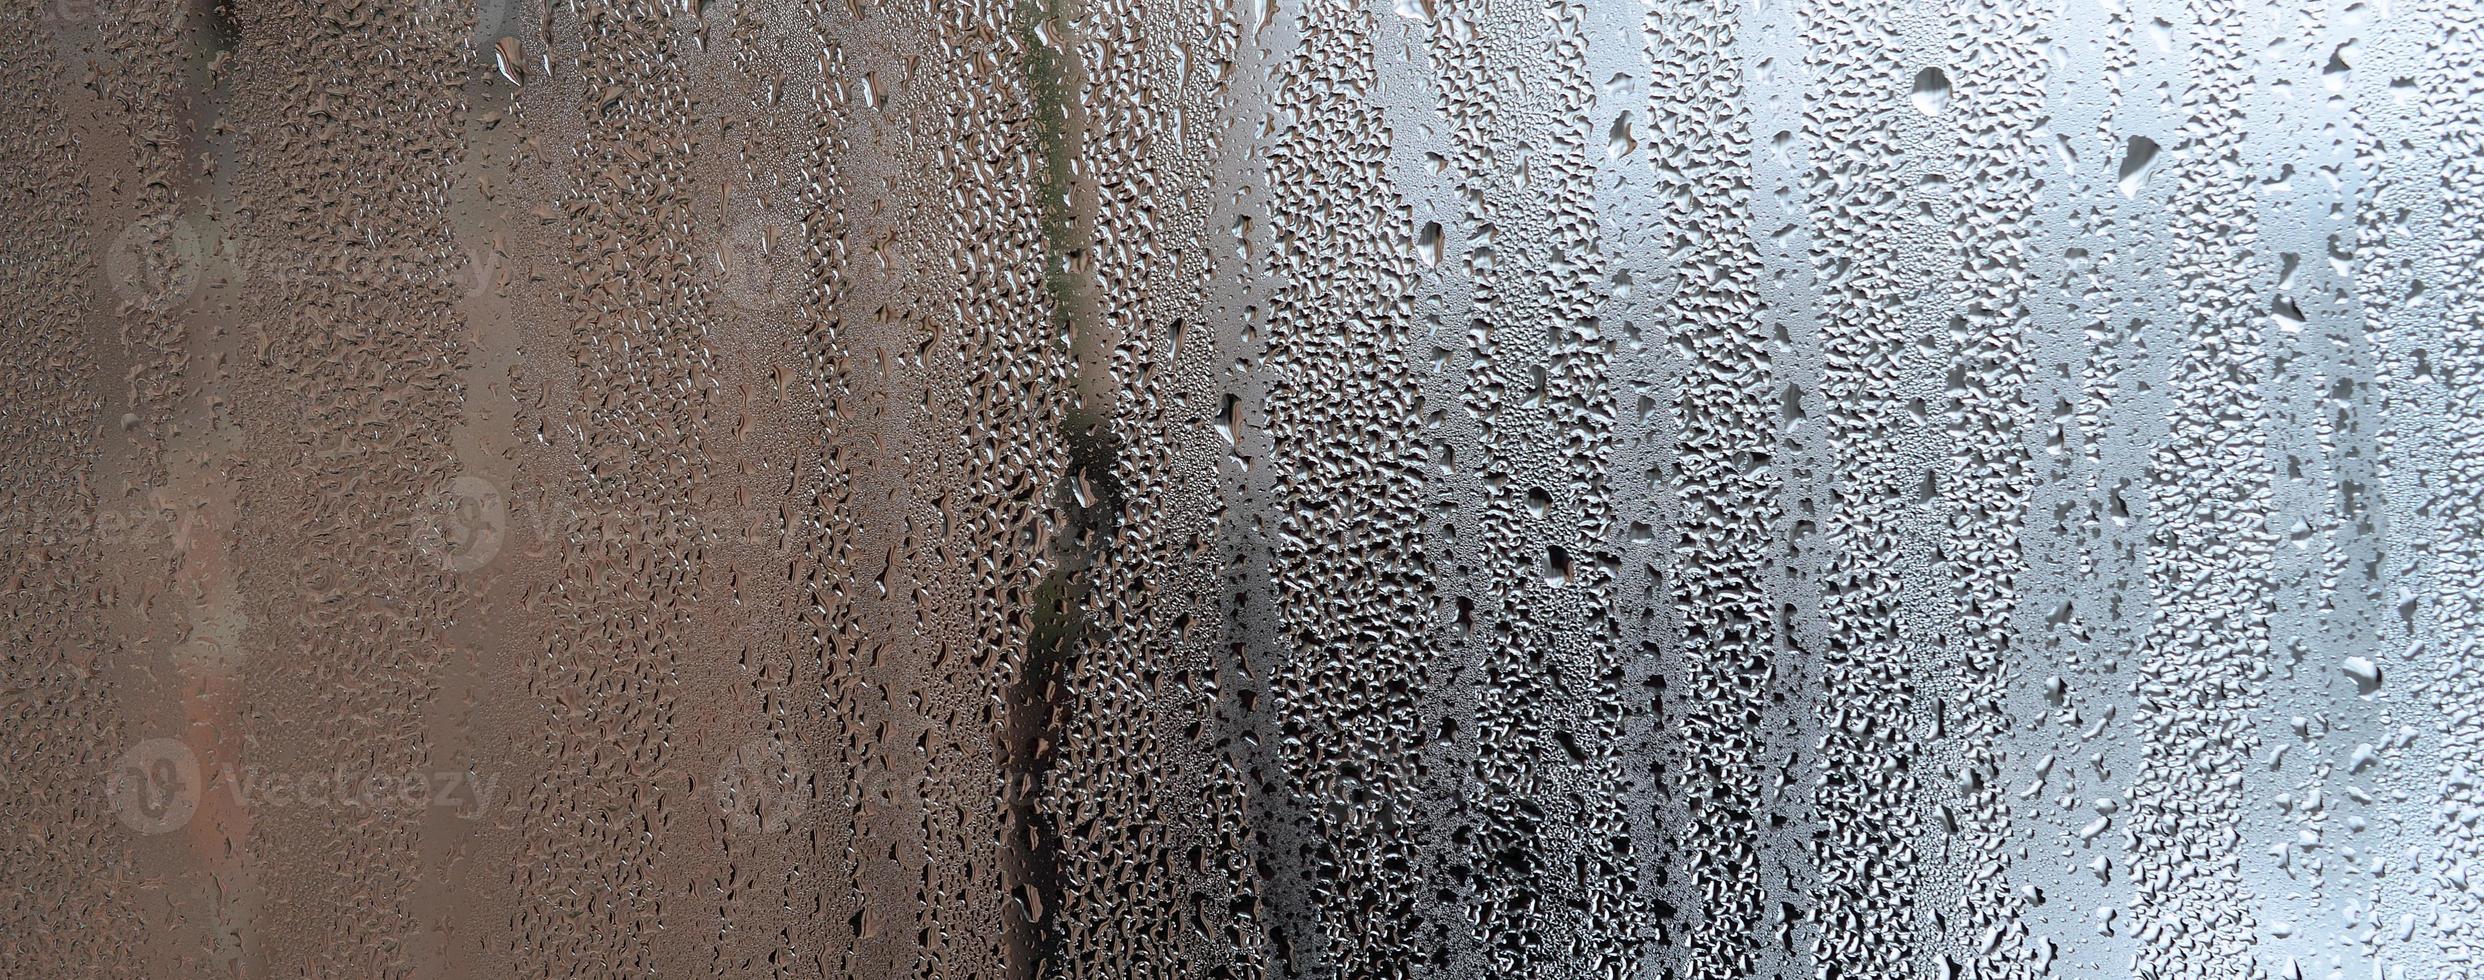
1912, 66, 1951, 115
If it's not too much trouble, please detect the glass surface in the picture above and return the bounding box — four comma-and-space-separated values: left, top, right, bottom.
3, 0, 2480, 976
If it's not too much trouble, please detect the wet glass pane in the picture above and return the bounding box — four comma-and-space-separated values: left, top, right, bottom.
4, 0, 2481, 977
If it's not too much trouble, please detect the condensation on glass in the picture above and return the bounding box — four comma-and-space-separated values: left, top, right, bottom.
2, 0, 2480, 977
